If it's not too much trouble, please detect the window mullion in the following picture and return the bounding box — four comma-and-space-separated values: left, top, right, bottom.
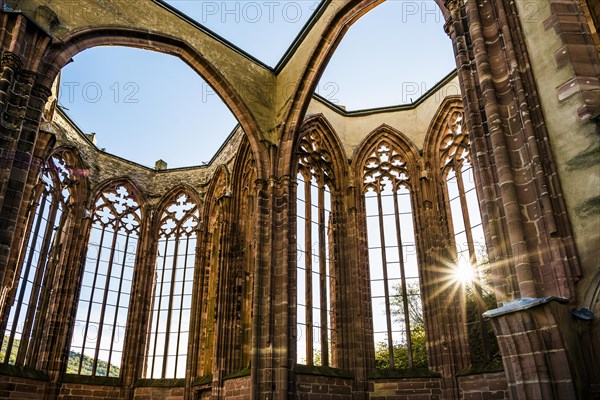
456, 166, 491, 361
318, 182, 328, 367
304, 177, 313, 365
455, 167, 476, 263
92, 218, 121, 376
78, 224, 107, 374
376, 191, 394, 368
18, 196, 60, 366
105, 230, 131, 377
393, 191, 413, 368
151, 235, 170, 378
3, 193, 49, 364
175, 233, 191, 375
163, 232, 180, 378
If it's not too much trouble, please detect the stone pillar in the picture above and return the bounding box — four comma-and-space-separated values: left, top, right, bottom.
0, 12, 53, 304
41, 192, 92, 400
442, 0, 585, 397
416, 165, 470, 399
122, 204, 157, 400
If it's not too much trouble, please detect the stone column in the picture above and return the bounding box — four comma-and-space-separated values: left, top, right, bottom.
0, 11, 53, 303
443, 0, 586, 397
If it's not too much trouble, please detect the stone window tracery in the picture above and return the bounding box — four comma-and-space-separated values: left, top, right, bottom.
439, 111, 497, 364
363, 140, 425, 369
1, 154, 74, 367
145, 192, 199, 379
296, 129, 336, 367
69, 183, 141, 377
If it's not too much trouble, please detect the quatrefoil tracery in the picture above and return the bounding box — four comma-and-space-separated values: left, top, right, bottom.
363, 141, 410, 193
297, 130, 334, 186
440, 111, 471, 172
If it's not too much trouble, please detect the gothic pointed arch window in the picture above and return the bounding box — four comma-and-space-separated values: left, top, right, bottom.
69, 182, 141, 377
295, 127, 337, 367
360, 136, 426, 369
233, 142, 256, 369
145, 190, 199, 379
1, 153, 75, 367
437, 110, 497, 364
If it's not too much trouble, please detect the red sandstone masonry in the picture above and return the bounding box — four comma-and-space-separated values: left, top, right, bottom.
0, 375, 46, 399
458, 372, 508, 400
133, 386, 184, 400
222, 376, 251, 400
296, 374, 353, 400
368, 377, 443, 400
58, 383, 122, 400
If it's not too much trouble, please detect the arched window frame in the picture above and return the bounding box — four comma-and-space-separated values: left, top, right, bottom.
1, 152, 76, 368
354, 126, 426, 370
294, 116, 346, 368
231, 139, 257, 370
195, 166, 230, 378
69, 180, 143, 377
426, 99, 498, 365
145, 187, 200, 379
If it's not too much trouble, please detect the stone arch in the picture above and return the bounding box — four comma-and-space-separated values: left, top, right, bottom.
49, 146, 90, 206
353, 123, 421, 186
277, 0, 451, 176
422, 95, 465, 167
292, 113, 349, 191
155, 184, 203, 225
38, 28, 268, 181
87, 176, 146, 215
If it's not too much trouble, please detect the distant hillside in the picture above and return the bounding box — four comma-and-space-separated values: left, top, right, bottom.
66, 350, 120, 376
2, 336, 119, 376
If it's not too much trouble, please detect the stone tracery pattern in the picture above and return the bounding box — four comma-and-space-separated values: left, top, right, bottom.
0, 153, 74, 368
296, 128, 336, 367
70, 183, 141, 377
361, 137, 424, 370
146, 192, 199, 379
363, 140, 411, 193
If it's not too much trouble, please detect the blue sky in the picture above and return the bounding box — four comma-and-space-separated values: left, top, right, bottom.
58, 1, 455, 169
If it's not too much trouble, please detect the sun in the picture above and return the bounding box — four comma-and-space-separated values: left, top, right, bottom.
453, 259, 475, 285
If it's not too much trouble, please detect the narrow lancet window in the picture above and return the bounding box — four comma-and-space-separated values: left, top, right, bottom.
69, 184, 141, 377
363, 141, 425, 369
296, 130, 335, 366
146, 193, 198, 379
1, 155, 73, 367
440, 111, 497, 364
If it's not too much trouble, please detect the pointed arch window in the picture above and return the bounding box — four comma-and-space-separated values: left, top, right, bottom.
439, 111, 497, 364
69, 184, 141, 377
363, 140, 425, 369
236, 148, 256, 369
1, 154, 74, 367
296, 130, 336, 367
145, 192, 199, 379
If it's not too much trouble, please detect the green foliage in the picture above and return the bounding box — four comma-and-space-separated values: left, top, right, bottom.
374, 324, 427, 369
465, 287, 501, 367
0, 336, 19, 365
65, 351, 120, 377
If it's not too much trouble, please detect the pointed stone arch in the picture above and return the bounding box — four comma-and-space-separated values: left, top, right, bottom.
38, 28, 269, 181
292, 113, 349, 191
352, 123, 421, 191
277, 0, 452, 174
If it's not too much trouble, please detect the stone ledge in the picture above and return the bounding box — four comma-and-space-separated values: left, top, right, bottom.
367, 368, 441, 379
295, 364, 353, 379
62, 374, 122, 386
483, 296, 568, 319
0, 364, 49, 381
134, 378, 185, 387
